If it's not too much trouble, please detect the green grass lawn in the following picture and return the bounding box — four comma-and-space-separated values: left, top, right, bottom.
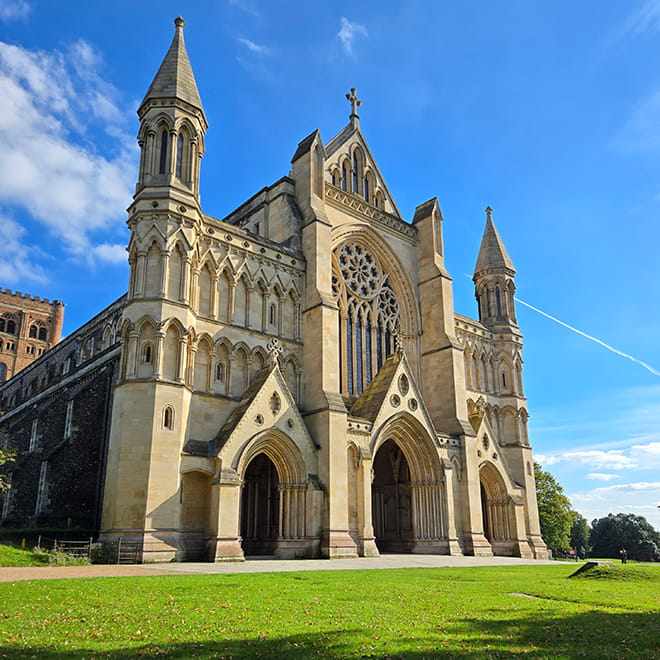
0, 563, 658, 659
0, 543, 89, 567
0, 543, 51, 567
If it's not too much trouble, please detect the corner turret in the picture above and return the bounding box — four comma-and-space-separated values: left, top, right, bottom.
473, 207, 518, 329
134, 16, 207, 207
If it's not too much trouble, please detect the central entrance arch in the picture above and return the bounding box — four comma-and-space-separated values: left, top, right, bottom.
372, 439, 413, 552
370, 413, 449, 554
240, 454, 279, 555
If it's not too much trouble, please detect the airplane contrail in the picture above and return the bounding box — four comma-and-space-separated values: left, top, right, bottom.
515, 297, 660, 377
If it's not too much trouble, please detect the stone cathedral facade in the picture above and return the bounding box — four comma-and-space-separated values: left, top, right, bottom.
0, 18, 547, 562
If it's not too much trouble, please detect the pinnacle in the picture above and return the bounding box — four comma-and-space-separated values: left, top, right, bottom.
139, 16, 205, 117
474, 207, 515, 276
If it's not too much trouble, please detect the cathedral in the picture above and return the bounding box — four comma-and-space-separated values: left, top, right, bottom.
0, 18, 547, 562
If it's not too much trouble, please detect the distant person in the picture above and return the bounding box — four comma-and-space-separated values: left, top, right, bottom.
619, 548, 627, 564
578, 546, 586, 561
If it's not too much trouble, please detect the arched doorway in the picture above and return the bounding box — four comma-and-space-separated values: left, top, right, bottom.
240, 454, 279, 556
180, 471, 211, 561
479, 463, 513, 555
372, 439, 413, 552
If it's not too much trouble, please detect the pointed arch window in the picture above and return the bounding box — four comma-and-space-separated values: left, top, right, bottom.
163, 406, 174, 430
159, 130, 168, 175
175, 133, 184, 178
333, 242, 400, 396
363, 176, 369, 203
38, 327, 47, 341
341, 163, 347, 191
29, 325, 37, 338
6, 320, 16, 335
353, 153, 359, 193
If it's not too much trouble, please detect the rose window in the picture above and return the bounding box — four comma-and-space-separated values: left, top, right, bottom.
333, 242, 401, 396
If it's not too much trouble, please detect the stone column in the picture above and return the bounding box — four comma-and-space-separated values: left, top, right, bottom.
207, 469, 244, 562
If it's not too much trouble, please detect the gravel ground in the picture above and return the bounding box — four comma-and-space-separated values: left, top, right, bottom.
0, 564, 181, 582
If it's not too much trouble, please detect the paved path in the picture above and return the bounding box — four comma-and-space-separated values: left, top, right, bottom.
0, 555, 558, 582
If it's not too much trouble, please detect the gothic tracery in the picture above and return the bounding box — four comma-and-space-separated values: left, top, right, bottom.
332, 241, 400, 396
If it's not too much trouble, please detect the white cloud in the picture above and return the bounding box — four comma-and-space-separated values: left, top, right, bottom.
619, 0, 660, 38
337, 17, 368, 56
0, 212, 47, 283
572, 481, 660, 502
587, 473, 620, 482
0, 39, 136, 266
0, 0, 31, 22
237, 38, 270, 55
536, 449, 637, 471
570, 481, 660, 528
90, 243, 126, 264
631, 441, 660, 456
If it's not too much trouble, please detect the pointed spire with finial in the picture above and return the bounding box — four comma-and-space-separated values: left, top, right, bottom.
139, 16, 205, 120
474, 206, 515, 277
346, 87, 361, 129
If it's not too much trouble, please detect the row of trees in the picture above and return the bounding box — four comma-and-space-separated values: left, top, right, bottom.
534, 462, 660, 561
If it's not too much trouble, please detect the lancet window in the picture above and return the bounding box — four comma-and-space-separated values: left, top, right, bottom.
332, 241, 400, 396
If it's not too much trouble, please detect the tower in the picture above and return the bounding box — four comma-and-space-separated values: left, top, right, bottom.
469, 207, 546, 557
100, 17, 209, 558
473, 207, 518, 330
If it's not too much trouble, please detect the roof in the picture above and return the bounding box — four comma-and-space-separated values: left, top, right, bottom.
350, 352, 401, 421
474, 209, 515, 276
139, 17, 204, 116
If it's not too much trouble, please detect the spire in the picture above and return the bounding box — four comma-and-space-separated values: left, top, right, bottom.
139, 17, 205, 118
473, 206, 515, 277
346, 87, 361, 129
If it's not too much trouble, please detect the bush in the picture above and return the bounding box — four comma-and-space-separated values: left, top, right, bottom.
90, 541, 118, 564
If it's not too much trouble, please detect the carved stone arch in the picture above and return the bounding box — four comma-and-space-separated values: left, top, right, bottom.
371, 412, 441, 482
231, 342, 250, 395
331, 224, 421, 338
501, 406, 519, 445
213, 337, 232, 394
235, 428, 312, 556
340, 155, 351, 191
478, 460, 518, 551
249, 345, 267, 383
173, 116, 198, 139
281, 288, 298, 339
151, 112, 175, 132
371, 412, 446, 551
281, 353, 301, 403
232, 272, 250, 327
330, 164, 341, 187
231, 340, 250, 360
193, 334, 213, 392
179, 469, 212, 554
166, 240, 186, 301
236, 429, 307, 485
197, 260, 215, 317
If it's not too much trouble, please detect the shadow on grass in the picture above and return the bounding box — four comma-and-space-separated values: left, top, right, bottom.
0, 610, 658, 659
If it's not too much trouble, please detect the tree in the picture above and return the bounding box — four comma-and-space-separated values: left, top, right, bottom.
534, 462, 574, 555
0, 446, 15, 494
590, 513, 660, 562
570, 512, 590, 553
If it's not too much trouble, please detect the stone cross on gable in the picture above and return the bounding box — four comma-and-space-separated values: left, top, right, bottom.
346, 88, 361, 126
266, 338, 283, 365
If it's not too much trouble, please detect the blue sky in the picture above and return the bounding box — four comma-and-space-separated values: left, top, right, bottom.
1, 0, 659, 530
